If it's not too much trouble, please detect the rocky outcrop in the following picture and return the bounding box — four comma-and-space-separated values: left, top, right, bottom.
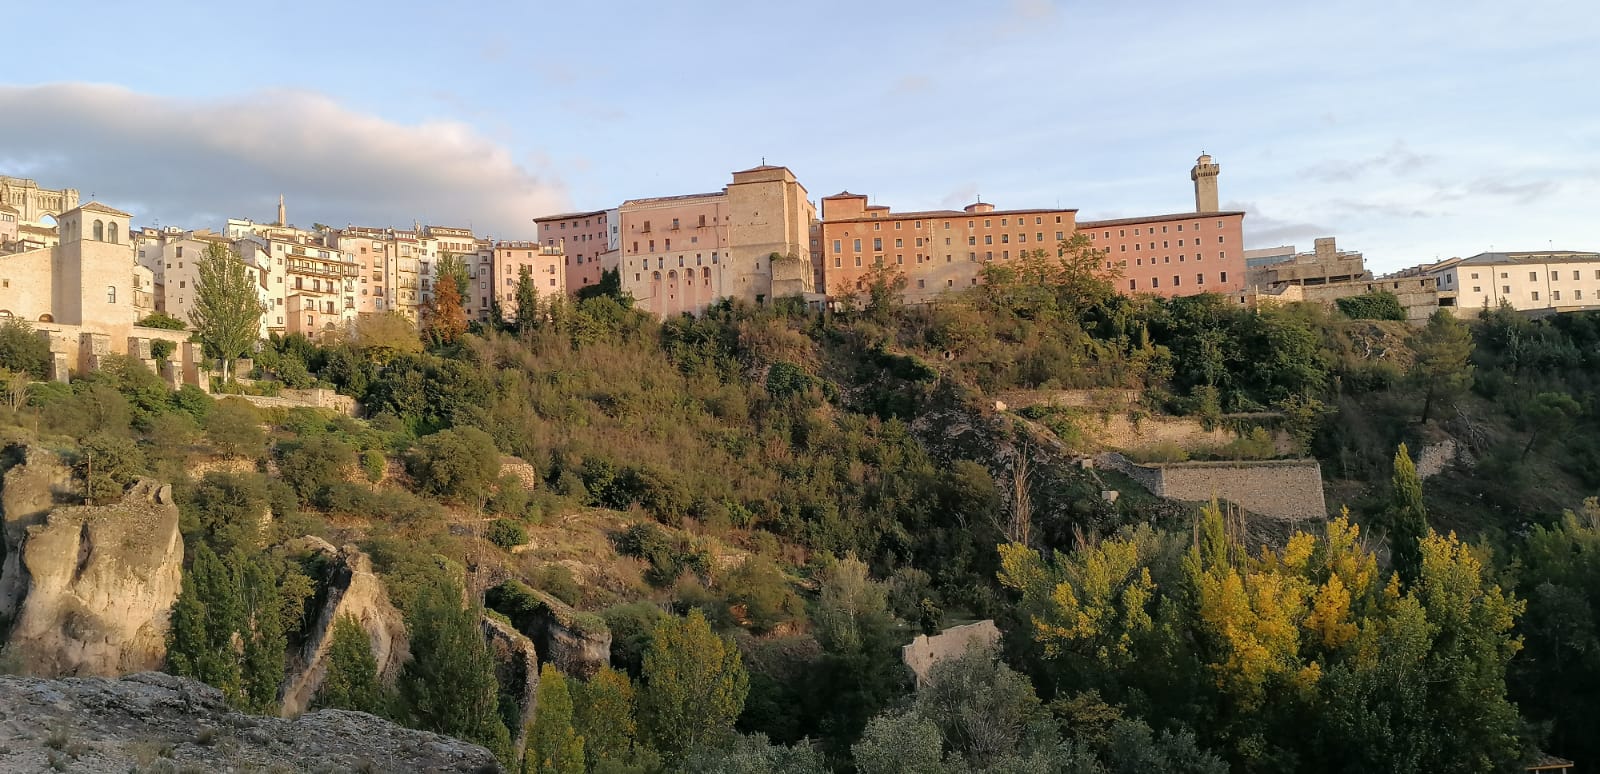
279, 541, 410, 716
0, 447, 77, 623
482, 613, 540, 760
0, 671, 500, 773
486, 580, 611, 679
4, 476, 183, 676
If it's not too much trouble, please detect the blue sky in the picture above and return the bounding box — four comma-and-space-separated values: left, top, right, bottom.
1, 0, 1595, 271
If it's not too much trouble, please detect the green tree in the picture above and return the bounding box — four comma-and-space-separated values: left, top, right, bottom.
315, 615, 384, 714
137, 311, 188, 330
406, 426, 502, 504
422, 253, 469, 346
204, 397, 266, 458
638, 609, 749, 761
573, 666, 640, 769
75, 433, 145, 503
527, 663, 586, 774
1522, 391, 1581, 460
0, 317, 51, 377
190, 241, 265, 380
1409, 309, 1474, 423
167, 543, 245, 703
239, 554, 288, 714
401, 580, 511, 761
681, 733, 828, 774
514, 265, 540, 334
851, 711, 949, 774
1388, 443, 1428, 589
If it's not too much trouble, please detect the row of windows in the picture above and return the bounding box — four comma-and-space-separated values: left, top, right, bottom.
1128, 273, 1228, 290
1459, 269, 1600, 282
1471, 287, 1593, 302
858, 215, 1067, 232
1094, 220, 1228, 239
630, 254, 721, 269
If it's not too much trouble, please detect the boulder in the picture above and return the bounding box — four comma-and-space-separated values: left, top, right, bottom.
482, 613, 540, 760
0, 447, 77, 622
279, 543, 410, 716
0, 671, 499, 772
4, 477, 183, 676
486, 580, 611, 679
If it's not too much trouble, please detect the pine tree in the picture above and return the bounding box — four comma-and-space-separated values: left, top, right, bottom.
638, 609, 748, 761
401, 580, 511, 760
1409, 309, 1475, 423
315, 615, 384, 714
189, 241, 265, 380
526, 663, 585, 774
514, 266, 539, 334
1389, 444, 1429, 589
239, 554, 287, 714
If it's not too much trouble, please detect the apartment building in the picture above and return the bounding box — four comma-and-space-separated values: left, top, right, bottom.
534, 208, 617, 294
0, 203, 18, 247
1422, 251, 1600, 314
493, 241, 566, 320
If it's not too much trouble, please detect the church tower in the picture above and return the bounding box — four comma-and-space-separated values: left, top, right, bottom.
277, 194, 287, 227
1191, 154, 1220, 213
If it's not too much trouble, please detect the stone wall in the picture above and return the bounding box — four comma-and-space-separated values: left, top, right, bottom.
235, 388, 358, 416
901, 620, 1001, 688
1098, 454, 1327, 520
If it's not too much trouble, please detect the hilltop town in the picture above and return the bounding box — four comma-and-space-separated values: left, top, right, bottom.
7, 160, 1593, 385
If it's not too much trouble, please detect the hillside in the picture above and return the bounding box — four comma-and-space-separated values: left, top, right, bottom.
0, 261, 1597, 772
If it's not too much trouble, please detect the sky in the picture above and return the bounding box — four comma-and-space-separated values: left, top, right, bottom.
1, 0, 1595, 273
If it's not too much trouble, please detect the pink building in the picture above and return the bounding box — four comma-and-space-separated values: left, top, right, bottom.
535, 209, 616, 294
493, 241, 566, 321
618, 193, 731, 317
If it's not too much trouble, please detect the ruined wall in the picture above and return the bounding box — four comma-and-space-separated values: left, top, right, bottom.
236, 388, 358, 416
1117, 458, 1327, 520
901, 620, 1001, 688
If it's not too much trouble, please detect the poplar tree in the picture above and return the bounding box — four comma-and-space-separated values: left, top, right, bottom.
167, 543, 244, 703
573, 666, 638, 769
1389, 443, 1429, 589
638, 609, 748, 761
526, 663, 585, 774
401, 580, 511, 761
189, 241, 264, 380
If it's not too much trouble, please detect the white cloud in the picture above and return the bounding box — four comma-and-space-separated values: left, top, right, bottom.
0, 83, 567, 237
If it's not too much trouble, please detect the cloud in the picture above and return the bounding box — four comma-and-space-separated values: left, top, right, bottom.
0, 83, 567, 237
1300, 140, 1434, 182
1227, 200, 1334, 247
940, 184, 980, 210
888, 75, 931, 97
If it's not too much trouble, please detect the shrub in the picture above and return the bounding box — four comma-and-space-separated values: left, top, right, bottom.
486, 518, 527, 550
531, 564, 583, 607
276, 434, 357, 504
76, 433, 146, 502
360, 449, 386, 482
137, 312, 188, 330
150, 339, 177, 361
0, 318, 51, 377
407, 426, 500, 504
1336, 291, 1407, 321
205, 398, 266, 458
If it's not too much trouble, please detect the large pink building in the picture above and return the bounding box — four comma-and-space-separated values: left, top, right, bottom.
618, 192, 731, 317
493, 241, 566, 321
535, 209, 617, 294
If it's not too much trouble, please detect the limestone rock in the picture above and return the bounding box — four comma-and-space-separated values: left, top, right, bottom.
0, 671, 500, 773
482, 613, 540, 760
486, 580, 611, 679
279, 542, 410, 716
0, 447, 77, 621
4, 477, 183, 676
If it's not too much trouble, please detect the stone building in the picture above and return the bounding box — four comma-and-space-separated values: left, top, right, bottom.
534, 208, 618, 294
0, 203, 18, 248
0, 176, 79, 226
1238, 237, 1439, 323
492, 241, 566, 321
1413, 250, 1600, 315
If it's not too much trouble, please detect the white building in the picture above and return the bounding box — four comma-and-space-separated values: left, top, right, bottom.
1423, 251, 1600, 314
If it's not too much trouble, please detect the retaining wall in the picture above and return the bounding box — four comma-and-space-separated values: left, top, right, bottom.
1098, 454, 1327, 520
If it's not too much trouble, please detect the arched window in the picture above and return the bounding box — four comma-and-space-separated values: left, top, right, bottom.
652, 271, 661, 281
107, 222, 119, 244
106, 286, 117, 304
93, 220, 104, 241
38, 314, 53, 322
668, 270, 677, 281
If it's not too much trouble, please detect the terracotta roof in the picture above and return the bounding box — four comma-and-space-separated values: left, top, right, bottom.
534, 209, 608, 222
823, 206, 1078, 224
1076, 210, 1246, 229
76, 201, 133, 217
619, 191, 727, 208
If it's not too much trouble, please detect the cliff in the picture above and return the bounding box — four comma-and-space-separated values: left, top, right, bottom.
2, 469, 184, 676
278, 538, 410, 716
0, 671, 500, 772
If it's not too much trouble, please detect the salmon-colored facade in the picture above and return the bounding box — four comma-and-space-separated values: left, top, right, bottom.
1080, 211, 1246, 296
817, 195, 1077, 304
618, 192, 731, 317
535, 209, 616, 294
493, 241, 566, 321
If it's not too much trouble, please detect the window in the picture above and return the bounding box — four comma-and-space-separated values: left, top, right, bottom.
1471, 272, 1479, 279
853, 238, 862, 251
1055, 232, 1064, 240
1532, 291, 1541, 301
1172, 275, 1180, 287
1576, 270, 1583, 280
1530, 272, 1538, 281
1219, 272, 1228, 283
895, 238, 903, 248
106, 286, 116, 303
984, 235, 992, 245
1129, 279, 1136, 290
917, 279, 925, 289
93, 220, 104, 241
1151, 277, 1159, 288
947, 279, 954, 287
1037, 232, 1044, 242
1473, 286, 1481, 293
833, 239, 841, 254
895, 221, 902, 230
1197, 273, 1204, 285
1554, 290, 1562, 300
1578, 290, 1585, 300
1503, 285, 1511, 294
671, 218, 679, 229
873, 238, 882, 251
855, 256, 862, 266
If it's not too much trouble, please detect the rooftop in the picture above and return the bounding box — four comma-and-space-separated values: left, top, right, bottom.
75, 201, 133, 218
619, 191, 727, 208
1076, 210, 1246, 229
1456, 250, 1600, 265
823, 205, 1079, 224
533, 209, 608, 223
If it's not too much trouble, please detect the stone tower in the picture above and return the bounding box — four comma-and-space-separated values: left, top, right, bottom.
1190, 154, 1220, 213
277, 194, 287, 227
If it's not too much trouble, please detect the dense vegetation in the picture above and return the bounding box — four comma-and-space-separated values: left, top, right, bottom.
3, 238, 1599, 772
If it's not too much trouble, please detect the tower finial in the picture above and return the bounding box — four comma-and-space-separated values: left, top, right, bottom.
277, 194, 287, 227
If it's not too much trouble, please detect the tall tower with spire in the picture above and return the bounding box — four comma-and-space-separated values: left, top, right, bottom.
276, 194, 287, 226
1191, 154, 1220, 213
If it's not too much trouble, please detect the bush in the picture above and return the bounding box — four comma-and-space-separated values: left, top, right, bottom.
486, 518, 527, 550
76, 433, 146, 502
530, 564, 583, 607
0, 318, 51, 378
1336, 291, 1407, 321
205, 398, 266, 458
276, 434, 357, 504
137, 312, 188, 330
360, 449, 386, 483
150, 339, 177, 361
406, 427, 501, 504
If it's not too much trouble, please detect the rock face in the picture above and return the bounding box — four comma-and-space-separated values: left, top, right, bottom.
0, 671, 500, 773
482, 613, 540, 760
279, 541, 410, 716
486, 580, 611, 679
0, 446, 77, 622
3, 473, 184, 677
